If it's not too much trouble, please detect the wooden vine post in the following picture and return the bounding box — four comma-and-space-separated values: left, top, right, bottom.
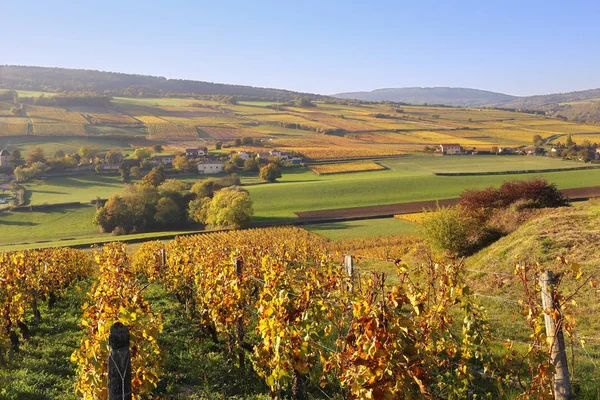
344, 254, 354, 292
235, 257, 245, 370
539, 270, 572, 400
108, 322, 132, 400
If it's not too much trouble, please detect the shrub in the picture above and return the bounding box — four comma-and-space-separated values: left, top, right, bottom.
421, 205, 475, 256
459, 179, 568, 219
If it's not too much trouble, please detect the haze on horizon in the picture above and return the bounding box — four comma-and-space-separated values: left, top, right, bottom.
1, 0, 599, 96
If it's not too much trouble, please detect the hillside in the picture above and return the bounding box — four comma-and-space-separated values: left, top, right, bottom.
494, 88, 600, 109
467, 204, 600, 271
0, 65, 326, 101
334, 87, 517, 107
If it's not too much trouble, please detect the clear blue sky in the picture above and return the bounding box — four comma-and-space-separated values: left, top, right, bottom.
1, 0, 599, 96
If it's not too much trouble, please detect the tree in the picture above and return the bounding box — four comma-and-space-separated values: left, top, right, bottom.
259, 163, 282, 183
243, 157, 259, 172
234, 138, 242, 146
533, 135, 544, 146
133, 147, 152, 161
54, 149, 66, 159
105, 148, 123, 164
215, 141, 223, 150
154, 197, 181, 227
130, 166, 142, 179
198, 187, 253, 228
141, 165, 166, 187
152, 144, 163, 153
118, 163, 130, 182
27, 147, 46, 165
158, 179, 187, 199
491, 146, 499, 155
295, 97, 315, 108
79, 146, 98, 162
172, 155, 190, 172
9, 149, 24, 167
242, 137, 254, 145
565, 134, 575, 147
191, 179, 217, 198
223, 161, 236, 174
188, 196, 211, 223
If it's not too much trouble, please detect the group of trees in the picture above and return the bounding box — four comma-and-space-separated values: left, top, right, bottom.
93, 168, 253, 234
422, 179, 569, 256
551, 134, 599, 162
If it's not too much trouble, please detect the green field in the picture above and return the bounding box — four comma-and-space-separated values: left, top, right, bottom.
304, 217, 420, 240
247, 161, 600, 220
0, 206, 98, 247
25, 175, 130, 205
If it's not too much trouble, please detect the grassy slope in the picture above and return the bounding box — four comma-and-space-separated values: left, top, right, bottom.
466, 203, 600, 335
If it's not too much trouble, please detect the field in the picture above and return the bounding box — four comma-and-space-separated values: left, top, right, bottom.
303, 217, 420, 240
0, 155, 597, 251
0, 94, 598, 160
310, 160, 385, 174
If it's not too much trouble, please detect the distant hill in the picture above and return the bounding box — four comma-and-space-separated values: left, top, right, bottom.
0, 65, 327, 101
493, 88, 600, 109
334, 87, 517, 107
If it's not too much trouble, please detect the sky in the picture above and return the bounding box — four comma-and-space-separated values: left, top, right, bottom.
1, 0, 599, 96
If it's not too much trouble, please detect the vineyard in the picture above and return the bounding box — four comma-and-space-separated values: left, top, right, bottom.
0, 97, 597, 158
0, 226, 594, 398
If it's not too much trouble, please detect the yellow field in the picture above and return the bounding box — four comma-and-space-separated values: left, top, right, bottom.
198, 127, 261, 139
88, 113, 141, 125
135, 116, 167, 124
394, 212, 428, 224
0, 119, 29, 136
310, 161, 386, 175
32, 123, 88, 136
146, 123, 198, 139
27, 106, 89, 124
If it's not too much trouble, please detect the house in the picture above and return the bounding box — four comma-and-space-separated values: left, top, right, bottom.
269, 149, 283, 158
0, 149, 9, 167
231, 151, 251, 160
522, 146, 537, 155
595, 148, 600, 160
152, 155, 174, 166
499, 147, 515, 154
438, 144, 462, 155
256, 152, 271, 160
185, 148, 205, 157
198, 161, 225, 174
269, 149, 294, 160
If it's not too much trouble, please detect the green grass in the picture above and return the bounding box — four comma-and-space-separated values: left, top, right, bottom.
0, 206, 99, 247
304, 217, 420, 240
25, 175, 130, 205
246, 164, 600, 220
379, 155, 585, 173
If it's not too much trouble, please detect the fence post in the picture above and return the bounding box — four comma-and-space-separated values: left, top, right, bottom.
160, 248, 166, 268
235, 258, 245, 370
108, 322, 132, 400
344, 255, 354, 292
539, 270, 572, 400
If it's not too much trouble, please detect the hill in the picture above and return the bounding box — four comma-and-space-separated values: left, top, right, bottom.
334, 87, 517, 107
0, 65, 327, 101
494, 88, 600, 110
467, 204, 600, 271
